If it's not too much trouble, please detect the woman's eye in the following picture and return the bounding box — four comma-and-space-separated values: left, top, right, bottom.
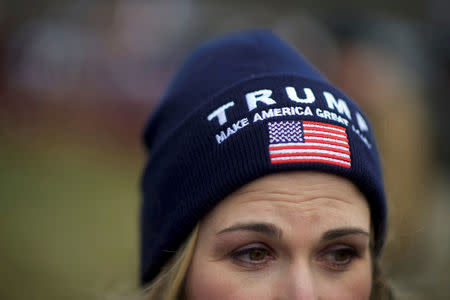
247, 248, 268, 261
320, 247, 359, 270
230, 244, 274, 267
332, 249, 354, 263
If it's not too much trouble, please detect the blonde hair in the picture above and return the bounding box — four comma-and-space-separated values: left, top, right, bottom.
143, 225, 199, 300
143, 224, 393, 300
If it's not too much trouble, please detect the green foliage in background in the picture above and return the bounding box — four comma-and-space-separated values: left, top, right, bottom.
0, 133, 142, 299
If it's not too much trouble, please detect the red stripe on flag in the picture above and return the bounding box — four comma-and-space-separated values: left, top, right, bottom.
269, 145, 351, 155
271, 158, 351, 168
303, 121, 346, 131
270, 152, 351, 162
304, 126, 348, 137
304, 138, 349, 147
305, 132, 348, 142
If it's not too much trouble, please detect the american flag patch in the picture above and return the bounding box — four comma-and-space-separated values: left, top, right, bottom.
268, 120, 351, 168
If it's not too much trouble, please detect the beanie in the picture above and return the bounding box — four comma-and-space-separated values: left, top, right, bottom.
140, 29, 387, 285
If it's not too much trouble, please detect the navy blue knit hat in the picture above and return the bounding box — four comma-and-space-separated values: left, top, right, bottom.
140, 29, 387, 285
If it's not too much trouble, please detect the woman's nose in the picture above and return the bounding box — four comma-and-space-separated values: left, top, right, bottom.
279, 261, 318, 300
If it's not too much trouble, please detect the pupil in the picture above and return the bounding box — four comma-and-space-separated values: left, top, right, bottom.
335, 250, 348, 261
250, 249, 266, 260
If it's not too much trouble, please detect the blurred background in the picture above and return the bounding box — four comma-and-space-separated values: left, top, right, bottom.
1, 0, 449, 299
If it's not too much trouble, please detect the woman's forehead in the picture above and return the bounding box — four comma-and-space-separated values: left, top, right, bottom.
224, 171, 367, 207
203, 171, 371, 232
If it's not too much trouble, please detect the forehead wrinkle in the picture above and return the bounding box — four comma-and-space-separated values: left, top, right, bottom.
228, 191, 370, 228
232, 188, 360, 208
230, 172, 366, 200
229, 196, 370, 244
212, 172, 370, 232
232, 196, 361, 228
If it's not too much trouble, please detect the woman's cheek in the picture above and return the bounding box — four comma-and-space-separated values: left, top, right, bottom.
346, 268, 372, 300
185, 260, 273, 300
185, 259, 231, 299
320, 262, 372, 300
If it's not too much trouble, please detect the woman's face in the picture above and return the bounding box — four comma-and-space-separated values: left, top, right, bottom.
185, 171, 372, 300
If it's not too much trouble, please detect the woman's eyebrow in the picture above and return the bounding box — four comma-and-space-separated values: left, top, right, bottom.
217, 222, 283, 240
321, 227, 370, 241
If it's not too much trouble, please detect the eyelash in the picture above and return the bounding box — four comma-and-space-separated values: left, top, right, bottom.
229, 243, 361, 271
318, 246, 361, 271
230, 243, 275, 268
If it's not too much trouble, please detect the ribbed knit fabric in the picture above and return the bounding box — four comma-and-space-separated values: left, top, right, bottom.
140, 29, 386, 285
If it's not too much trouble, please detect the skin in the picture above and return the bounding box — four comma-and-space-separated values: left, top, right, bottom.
185, 171, 372, 300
